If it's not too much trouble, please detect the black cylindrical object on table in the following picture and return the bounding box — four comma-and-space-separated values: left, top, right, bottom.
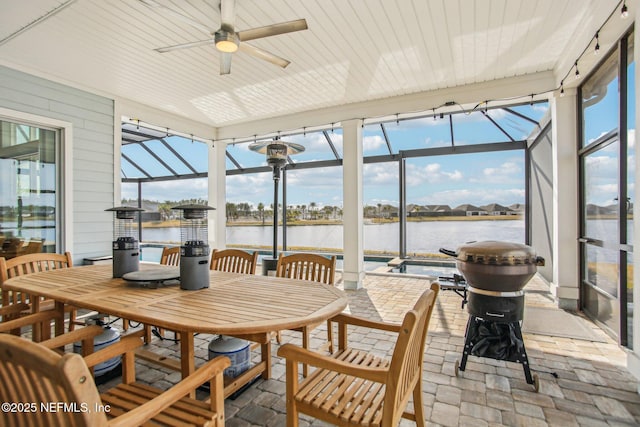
171, 204, 215, 290
106, 206, 144, 278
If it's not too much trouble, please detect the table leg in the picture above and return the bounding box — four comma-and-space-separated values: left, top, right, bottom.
54, 301, 65, 338
179, 331, 195, 397
261, 341, 271, 380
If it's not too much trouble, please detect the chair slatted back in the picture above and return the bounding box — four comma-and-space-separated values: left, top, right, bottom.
382, 283, 439, 426
210, 249, 258, 274
160, 246, 180, 266
275, 253, 336, 285
0, 334, 107, 427
1, 252, 73, 306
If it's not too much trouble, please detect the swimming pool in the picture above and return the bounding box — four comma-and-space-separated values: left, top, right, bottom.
140, 245, 457, 277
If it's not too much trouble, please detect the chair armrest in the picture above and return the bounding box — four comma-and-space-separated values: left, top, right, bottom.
108, 355, 231, 427
0, 303, 30, 316
278, 343, 387, 383
0, 310, 57, 333
40, 325, 104, 351
330, 313, 402, 351
330, 313, 402, 333
83, 333, 144, 369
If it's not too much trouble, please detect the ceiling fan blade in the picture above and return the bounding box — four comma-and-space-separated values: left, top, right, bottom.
155, 39, 215, 53
220, 0, 236, 29
220, 52, 233, 75
239, 43, 290, 68
138, 0, 212, 34
237, 19, 308, 42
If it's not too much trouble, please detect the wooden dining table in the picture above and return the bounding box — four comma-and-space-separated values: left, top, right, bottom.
3, 263, 349, 398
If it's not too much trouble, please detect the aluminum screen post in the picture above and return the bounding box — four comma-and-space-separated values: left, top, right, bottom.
399, 155, 407, 259
282, 168, 287, 252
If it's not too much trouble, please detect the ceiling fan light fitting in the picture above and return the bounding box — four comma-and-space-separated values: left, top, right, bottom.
215, 30, 239, 52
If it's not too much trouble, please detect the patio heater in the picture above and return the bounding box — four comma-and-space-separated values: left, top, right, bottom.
249, 137, 305, 275
171, 204, 215, 290
105, 206, 144, 278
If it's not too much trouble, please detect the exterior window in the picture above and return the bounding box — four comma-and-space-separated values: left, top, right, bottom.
581, 52, 619, 147
0, 119, 59, 256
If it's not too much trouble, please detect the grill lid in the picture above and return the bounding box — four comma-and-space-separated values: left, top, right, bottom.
456, 241, 542, 266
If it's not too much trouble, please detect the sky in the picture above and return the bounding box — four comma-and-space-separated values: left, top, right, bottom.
122, 102, 550, 210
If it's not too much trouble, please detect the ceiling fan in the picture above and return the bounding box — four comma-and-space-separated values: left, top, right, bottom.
139, 0, 308, 75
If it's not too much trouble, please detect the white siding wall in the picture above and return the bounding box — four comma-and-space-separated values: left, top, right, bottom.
0, 66, 114, 264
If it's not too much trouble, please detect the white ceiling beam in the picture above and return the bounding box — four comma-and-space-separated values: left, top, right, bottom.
216, 71, 555, 142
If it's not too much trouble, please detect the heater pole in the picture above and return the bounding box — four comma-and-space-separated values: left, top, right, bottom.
272, 167, 280, 259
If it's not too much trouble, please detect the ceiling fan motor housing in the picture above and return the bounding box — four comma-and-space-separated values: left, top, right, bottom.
214, 28, 239, 52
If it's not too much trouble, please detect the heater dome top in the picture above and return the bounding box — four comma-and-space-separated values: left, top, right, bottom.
106, 206, 145, 220
171, 204, 215, 211
248, 139, 305, 156
105, 206, 145, 212
172, 204, 216, 220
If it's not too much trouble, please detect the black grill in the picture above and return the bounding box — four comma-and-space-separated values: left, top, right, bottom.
466, 289, 524, 323
441, 241, 543, 392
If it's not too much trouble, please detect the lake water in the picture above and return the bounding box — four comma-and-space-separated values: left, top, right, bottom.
142, 219, 526, 255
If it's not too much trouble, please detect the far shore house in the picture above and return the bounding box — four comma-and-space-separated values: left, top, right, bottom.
481, 203, 516, 216
509, 203, 526, 214
454, 204, 488, 216
408, 204, 452, 217
404, 203, 523, 217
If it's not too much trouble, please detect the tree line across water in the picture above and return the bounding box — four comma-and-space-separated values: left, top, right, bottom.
122, 199, 527, 225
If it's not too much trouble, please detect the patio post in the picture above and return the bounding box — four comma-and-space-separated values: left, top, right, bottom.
209, 140, 227, 250
342, 119, 365, 289
550, 89, 579, 310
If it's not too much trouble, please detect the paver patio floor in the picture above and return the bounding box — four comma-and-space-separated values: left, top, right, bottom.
99, 272, 640, 426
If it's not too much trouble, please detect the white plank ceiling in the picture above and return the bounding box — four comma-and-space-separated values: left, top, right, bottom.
0, 0, 626, 132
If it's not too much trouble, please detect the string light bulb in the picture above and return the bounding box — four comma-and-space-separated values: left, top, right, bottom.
621, 1, 629, 18
560, 81, 565, 97
574, 61, 580, 79
594, 31, 600, 54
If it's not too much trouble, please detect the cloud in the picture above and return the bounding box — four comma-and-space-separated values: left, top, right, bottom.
122, 178, 208, 202
363, 135, 386, 151
406, 163, 463, 185
415, 188, 525, 207
287, 132, 334, 154
363, 163, 398, 185
586, 183, 618, 206
483, 161, 520, 177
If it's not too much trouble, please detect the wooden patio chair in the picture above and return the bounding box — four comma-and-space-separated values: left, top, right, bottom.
0, 303, 103, 358
275, 252, 337, 376
0, 252, 79, 341
0, 332, 230, 427
22, 239, 44, 255
0, 237, 23, 259
160, 245, 181, 266
278, 283, 439, 427
210, 248, 258, 274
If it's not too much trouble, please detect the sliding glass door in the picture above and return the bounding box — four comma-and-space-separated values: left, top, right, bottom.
0, 118, 60, 255
579, 32, 634, 347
